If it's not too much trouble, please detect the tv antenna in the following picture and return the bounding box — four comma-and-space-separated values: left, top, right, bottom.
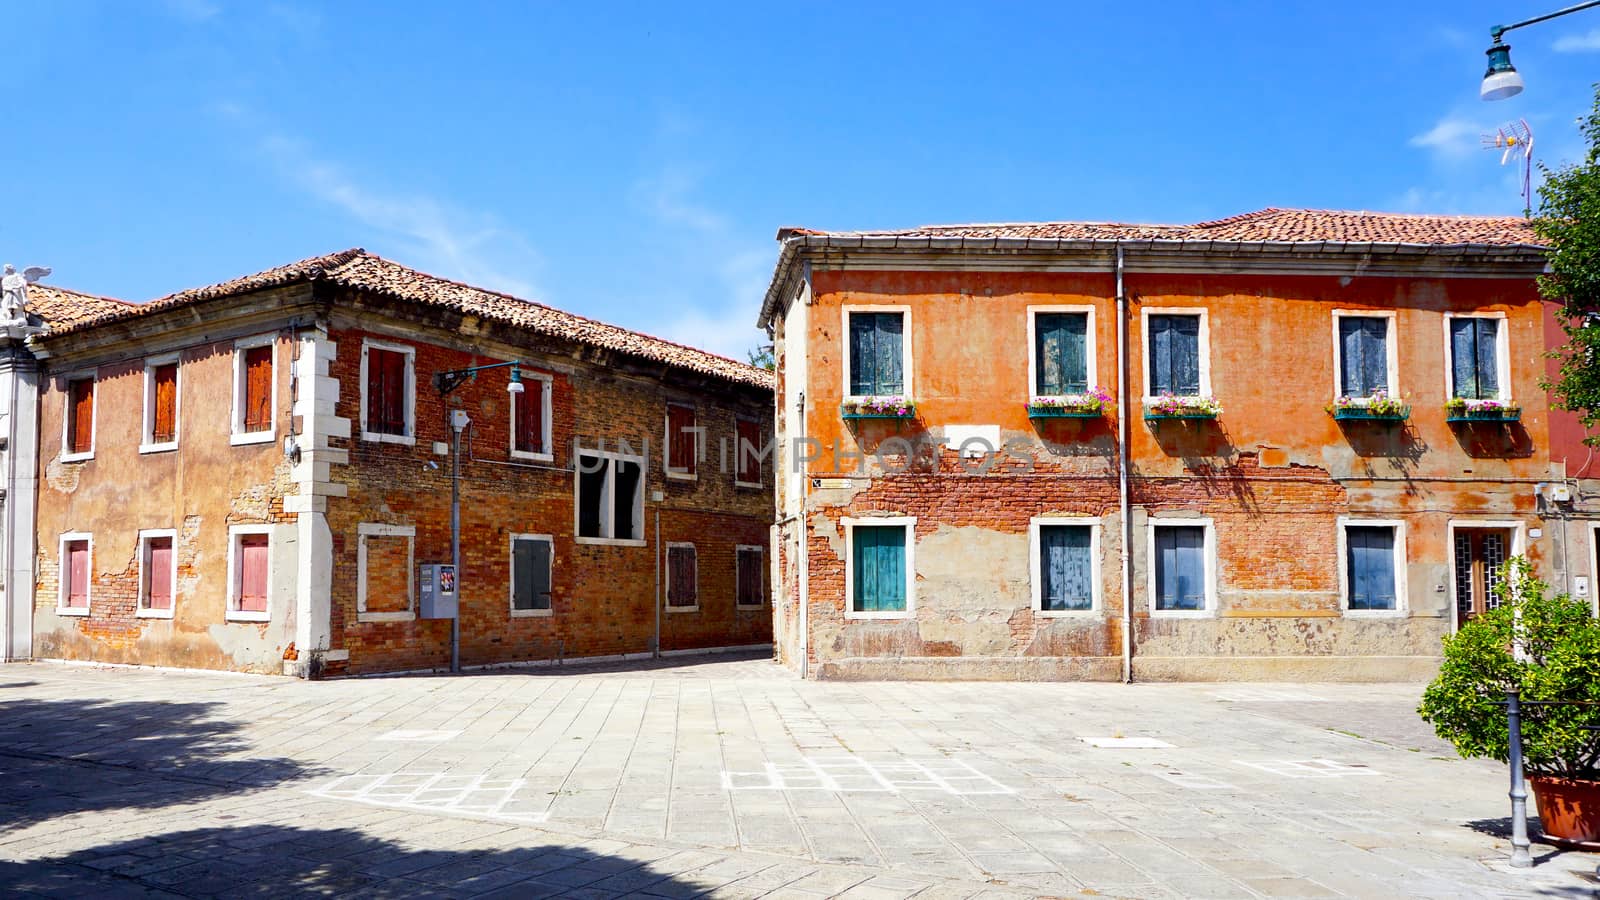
1482, 119, 1534, 217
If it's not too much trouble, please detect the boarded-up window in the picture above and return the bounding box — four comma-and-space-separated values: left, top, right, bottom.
362, 535, 412, 613
144, 536, 174, 611
1148, 315, 1201, 396
667, 545, 697, 608
737, 547, 763, 607
1035, 313, 1089, 395
1338, 317, 1389, 398
366, 346, 410, 436
736, 419, 764, 485
1346, 526, 1398, 611
67, 378, 94, 454
1154, 525, 1206, 611
666, 404, 697, 477
1039, 525, 1093, 611
64, 539, 89, 608
512, 537, 553, 612
852, 525, 907, 613
513, 381, 547, 456
151, 363, 178, 443
1450, 317, 1501, 400
242, 346, 273, 433
848, 312, 905, 396
236, 534, 269, 613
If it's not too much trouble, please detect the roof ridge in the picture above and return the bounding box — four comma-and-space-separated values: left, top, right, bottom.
32, 284, 135, 306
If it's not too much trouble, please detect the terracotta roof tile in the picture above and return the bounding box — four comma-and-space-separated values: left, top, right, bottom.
25, 284, 136, 331
48, 251, 773, 391
804, 207, 1542, 246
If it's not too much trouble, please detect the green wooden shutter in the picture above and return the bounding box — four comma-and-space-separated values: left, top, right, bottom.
853, 525, 906, 612
1036, 314, 1087, 395
512, 538, 535, 610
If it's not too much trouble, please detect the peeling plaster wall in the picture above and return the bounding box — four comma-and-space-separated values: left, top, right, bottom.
33, 326, 301, 674
784, 266, 1550, 681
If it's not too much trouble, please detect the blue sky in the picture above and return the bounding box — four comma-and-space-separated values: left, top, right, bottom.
6, 2, 1600, 359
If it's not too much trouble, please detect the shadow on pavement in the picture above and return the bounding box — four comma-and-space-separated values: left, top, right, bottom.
0, 698, 315, 834
0, 825, 701, 898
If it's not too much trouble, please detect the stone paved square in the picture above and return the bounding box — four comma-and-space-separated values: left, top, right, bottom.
1, 654, 1598, 897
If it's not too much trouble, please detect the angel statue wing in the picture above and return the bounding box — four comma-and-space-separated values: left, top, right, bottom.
21, 266, 50, 283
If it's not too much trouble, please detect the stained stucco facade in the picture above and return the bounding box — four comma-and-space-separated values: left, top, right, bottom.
763, 213, 1553, 681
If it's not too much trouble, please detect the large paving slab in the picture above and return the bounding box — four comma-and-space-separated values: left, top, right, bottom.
0, 656, 1596, 897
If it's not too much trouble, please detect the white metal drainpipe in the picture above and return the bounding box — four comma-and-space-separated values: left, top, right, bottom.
1116, 243, 1135, 684
797, 390, 809, 680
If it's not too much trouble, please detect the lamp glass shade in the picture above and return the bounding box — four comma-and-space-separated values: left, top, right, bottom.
1481, 43, 1523, 101
507, 366, 525, 393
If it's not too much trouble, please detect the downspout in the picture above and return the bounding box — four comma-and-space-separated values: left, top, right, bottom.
797, 389, 809, 679
1116, 243, 1135, 684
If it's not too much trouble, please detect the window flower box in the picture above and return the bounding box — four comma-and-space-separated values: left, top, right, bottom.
1446, 398, 1521, 423
1027, 388, 1112, 420
841, 397, 916, 421
1143, 394, 1222, 422
1328, 391, 1409, 423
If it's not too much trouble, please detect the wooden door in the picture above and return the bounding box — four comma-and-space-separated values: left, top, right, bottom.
1454, 528, 1511, 625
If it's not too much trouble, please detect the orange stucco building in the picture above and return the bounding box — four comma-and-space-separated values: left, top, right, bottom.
759, 208, 1552, 681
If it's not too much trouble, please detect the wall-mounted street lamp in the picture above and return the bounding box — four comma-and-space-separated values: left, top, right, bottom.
1481, 1, 1600, 100
430, 360, 528, 673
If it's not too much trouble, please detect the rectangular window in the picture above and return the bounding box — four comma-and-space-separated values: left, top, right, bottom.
1338, 316, 1390, 397
1038, 524, 1094, 612
511, 535, 553, 615
1034, 312, 1089, 395
1450, 317, 1503, 400
146, 361, 179, 447
667, 544, 698, 610
511, 377, 550, 458
66, 377, 94, 457
139, 532, 176, 616
60, 536, 90, 612
1153, 524, 1207, 612
737, 545, 764, 608
1345, 525, 1399, 612
364, 345, 412, 437
736, 418, 764, 486
229, 529, 271, 619
1148, 314, 1201, 396
851, 524, 908, 614
242, 346, 273, 432
848, 311, 906, 396
665, 403, 698, 478
357, 524, 415, 621
575, 451, 645, 544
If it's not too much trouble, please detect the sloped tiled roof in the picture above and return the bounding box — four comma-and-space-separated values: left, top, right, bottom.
790, 208, 1542, 246
25, 284, 136, 331
48, 250, 773, 391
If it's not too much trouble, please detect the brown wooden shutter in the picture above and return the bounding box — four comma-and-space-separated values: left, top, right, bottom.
368, 348, 408, 436
738, 548, 763, 606
238, 534, 269, 612
69, 379, 94, 454
667, 546, 696, 607
736, 419, 762, 483
147, 537, 174, 610
243, 346, 272, 432
152, 363, 178, 443
515, 382, 544, 454
667, 405, 696, 476
66, 540, 89, 607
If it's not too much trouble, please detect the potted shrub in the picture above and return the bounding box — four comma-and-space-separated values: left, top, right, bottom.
1327, 389, 1410, 422
1418, 557, 1600, 845
1142, 393, 1223, 421
1027, 387, 1113, 419
1445, 397, 1523, 423
840, 396, 916, 420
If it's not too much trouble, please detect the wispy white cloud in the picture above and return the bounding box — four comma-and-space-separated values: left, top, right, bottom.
1554, 28, 1600, 52
258, 133, 543, 299
1409, 115, 1487, 161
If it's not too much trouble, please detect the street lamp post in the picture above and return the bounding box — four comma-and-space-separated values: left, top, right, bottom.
1481, 1, 1600, 100
431, 360, 527, 674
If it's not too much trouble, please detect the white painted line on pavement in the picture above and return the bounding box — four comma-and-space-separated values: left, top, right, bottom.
1080, 736, 1174, 749
377, 729, 463, 742
722, 756, 1013, 795
1210, 688, 1329, 703
1234, 759, 1380, 779
311, 772, 549, 824
1150, 770, 1238, 790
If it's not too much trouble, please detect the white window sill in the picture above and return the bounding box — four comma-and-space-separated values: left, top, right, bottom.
362, 432, 417, 446
230, 430, 275, 447
1036, 607, 1099, 618
664, 470, 698, 482
1149, 608, 1215, 619
136, 607, 175, 619
665, 604, 700, 614
511, 607, 553, 618
140, 442, 179, 455
846, 610, 911, 620
55, 606, 89, 617
357, 611, 416, 624
59, 451, 94, 463
225, 610, 270, 623
510, 450, 555, 463
1344, 608, 1407, 619
735, 479, 764, 490
575, 536, 647, 548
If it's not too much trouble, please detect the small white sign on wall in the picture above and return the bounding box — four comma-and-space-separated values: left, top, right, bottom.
1576, 576, 1590, 599
943, 425, 1000, 459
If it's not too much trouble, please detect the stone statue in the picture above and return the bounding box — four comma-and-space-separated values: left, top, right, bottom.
1, 264, 50, 325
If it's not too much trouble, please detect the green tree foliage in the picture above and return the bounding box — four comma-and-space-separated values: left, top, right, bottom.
1537, 84, 1600, 443
747, 345, 775, 372
1418, 558, 1600, 778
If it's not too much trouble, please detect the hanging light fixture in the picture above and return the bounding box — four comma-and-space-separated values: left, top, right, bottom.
1481, 38, 1524, 101
506, 366, 525, 394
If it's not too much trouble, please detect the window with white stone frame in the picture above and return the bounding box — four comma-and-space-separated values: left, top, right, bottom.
574, 449, 645, 546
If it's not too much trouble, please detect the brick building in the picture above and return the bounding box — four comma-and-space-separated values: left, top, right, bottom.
28, 250, 773, 676
759, 208, 1551, 681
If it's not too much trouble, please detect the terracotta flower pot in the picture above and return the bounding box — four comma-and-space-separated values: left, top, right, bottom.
1529, 775, 1600, 846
